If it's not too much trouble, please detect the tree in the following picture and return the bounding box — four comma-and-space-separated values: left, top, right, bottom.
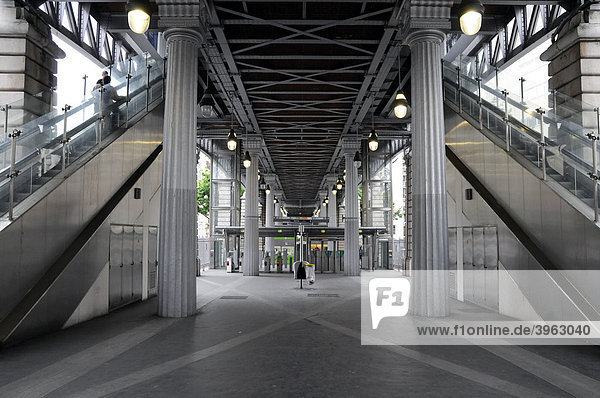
197, 167, 210, 216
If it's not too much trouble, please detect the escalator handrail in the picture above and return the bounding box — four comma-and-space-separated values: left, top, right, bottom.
0, 75, 164, 184
443, 75, 597, 178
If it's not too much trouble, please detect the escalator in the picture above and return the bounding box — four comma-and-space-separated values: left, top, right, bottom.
0, 54, 165, 345
442, 60, 600, 321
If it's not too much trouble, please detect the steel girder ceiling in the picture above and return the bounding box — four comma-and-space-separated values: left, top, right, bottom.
196, 0, 410, 212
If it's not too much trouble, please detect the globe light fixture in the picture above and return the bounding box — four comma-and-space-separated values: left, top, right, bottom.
226, 129, 237, 151
324, 195, 329, 205
459, 0, 484, 36
332, 186, 337, 195
393, 93, 409, 119
243, 151, 252, 168
336, 178, 343, 190
368, 129, 379, 152
265, 185, 271, 195
126, 0, 151, 34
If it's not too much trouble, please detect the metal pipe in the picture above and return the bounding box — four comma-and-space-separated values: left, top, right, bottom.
8, 129, 21, 221
457, 66, 462, 113
2, 104, 10, 142
146, 64, 152, 111
125, 61, 132, 128
61, 104, 71, 172
98, 87, 104, 148
82, 75, 88, 100
495, 67, 499, 90
476, 77, 483, 130
537, 108, 547, 180
502, 90, 510, 152
596, 108, 600, 222
590, 108, 600, 222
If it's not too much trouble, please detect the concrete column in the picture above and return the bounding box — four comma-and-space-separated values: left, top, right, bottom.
319, 192, 326, 218
264, 189, 274, 257
342, 139, 360, 276
157, 28, 201, 318
243, 137, 262, 276
407, 29, 449, 317
326, 176, 338, 228
273, 190, 282, 222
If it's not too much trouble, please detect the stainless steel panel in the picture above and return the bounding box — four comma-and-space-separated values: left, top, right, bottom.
132, 227, 143, 300
539, 183, 563, 262
2, 105, 165, 343
148, 228, 158, 292
472, 228, 485, 269
560, 200, 586, 270
484, 226, 498, 269
121, 226, 134, 302
463, 228, 474, 302
522, 173, 542, 243
109, 225, 123, 309
448, 228, 457, 271
472, 227, 485, 305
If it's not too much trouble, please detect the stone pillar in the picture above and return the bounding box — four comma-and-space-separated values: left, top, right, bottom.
264, 189, 274, 257
0, 1, 64, 121
326, 175, 338, 228
319, 191, 327, 218
407, 29, 449, 317
243, 137, 262, 276
157, 28, 201, 318
542, 5, 600, 158
342, 138, 360, 276
273, 190, 282, 221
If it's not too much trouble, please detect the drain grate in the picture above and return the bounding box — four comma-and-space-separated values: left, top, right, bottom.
220, 296, 248, 300
307, 293, 339, 298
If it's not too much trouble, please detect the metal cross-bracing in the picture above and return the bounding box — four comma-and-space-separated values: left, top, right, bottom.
197, 0, 410, 213
17, 0, 155, 65
445, 1, 578, 80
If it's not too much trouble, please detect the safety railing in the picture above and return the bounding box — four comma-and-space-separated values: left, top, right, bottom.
0, 54, 165, 220
443, 60, 600, 222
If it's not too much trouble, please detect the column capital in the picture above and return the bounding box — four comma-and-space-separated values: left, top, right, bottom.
263, 173, 278, 185
400, 0, 452, 36
405, 29, 446, 46
341, 138, 360, 155
318, 190, 328, 200
244, 136, 263, 155
157, 0, 208, 29
325, 174, 338, 185
272, 189, 283, 197
163, 28, 203, 45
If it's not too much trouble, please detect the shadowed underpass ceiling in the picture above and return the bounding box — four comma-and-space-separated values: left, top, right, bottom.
197, 0, 411, 212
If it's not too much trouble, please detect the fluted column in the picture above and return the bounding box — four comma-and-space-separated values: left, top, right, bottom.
343, 139, 360, 276
158, 29, 201, 318
326, 175, 338, 228
264, 189, 274, 257
243, 137, 262, 276
407, 29, 449, 317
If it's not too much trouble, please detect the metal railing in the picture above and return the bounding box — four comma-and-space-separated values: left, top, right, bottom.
443, 61, 600, 222
0, 54, 164, 220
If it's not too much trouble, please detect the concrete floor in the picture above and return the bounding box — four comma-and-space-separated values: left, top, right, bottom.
1, 270, 600, 397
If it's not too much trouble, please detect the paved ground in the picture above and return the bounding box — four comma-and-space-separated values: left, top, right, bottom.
1, 270, 600, 397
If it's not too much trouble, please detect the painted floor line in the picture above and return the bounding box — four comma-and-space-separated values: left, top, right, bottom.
307, 316, 556, 398
0, 317, 178, 398
65, 289, 361, 397
483, 345, 600, 397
